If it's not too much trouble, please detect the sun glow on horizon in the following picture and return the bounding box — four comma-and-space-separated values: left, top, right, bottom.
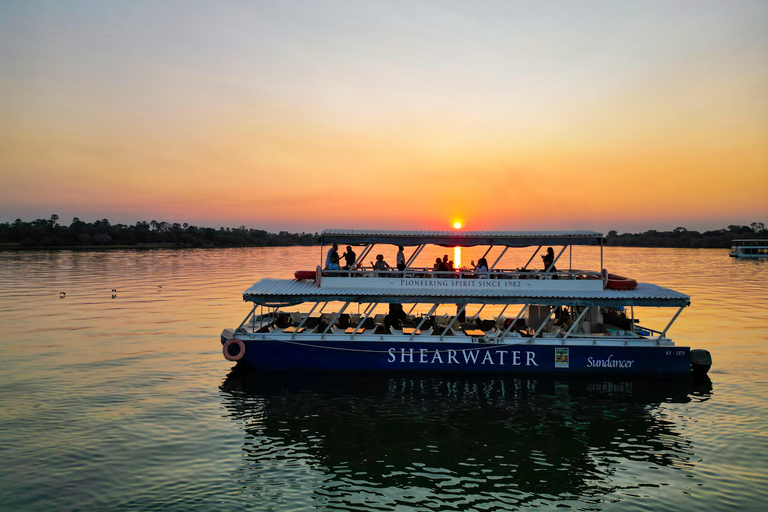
453, 222, 462, 229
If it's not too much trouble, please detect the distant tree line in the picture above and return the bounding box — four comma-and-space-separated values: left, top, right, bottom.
606, 222, 767, 248
1, 215, 765, 249
0, 215, 317, 248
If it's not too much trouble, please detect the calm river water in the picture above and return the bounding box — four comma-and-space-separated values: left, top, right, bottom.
1, 246, 767, 511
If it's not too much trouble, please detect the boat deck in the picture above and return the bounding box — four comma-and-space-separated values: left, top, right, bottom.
243, 278, 690, 308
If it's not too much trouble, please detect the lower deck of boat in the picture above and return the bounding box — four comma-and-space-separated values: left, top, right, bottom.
225, 305, 675, 348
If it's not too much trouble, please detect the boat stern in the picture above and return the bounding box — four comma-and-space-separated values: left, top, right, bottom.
221, 328, 235, 344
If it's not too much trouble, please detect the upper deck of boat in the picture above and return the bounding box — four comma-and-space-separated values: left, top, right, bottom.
319, 229, 605, 247
731, 239, 768, 247
240, 228, 689, 308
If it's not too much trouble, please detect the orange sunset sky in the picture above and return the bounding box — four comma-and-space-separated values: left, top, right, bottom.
1, 1, 766, 233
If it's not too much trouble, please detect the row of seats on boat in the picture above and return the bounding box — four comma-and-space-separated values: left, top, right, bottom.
253, 311, 531, 337
249, 306, 640, 338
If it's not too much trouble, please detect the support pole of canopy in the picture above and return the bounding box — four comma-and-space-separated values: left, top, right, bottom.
322, 301, 350, 337
495, 304, 510, 321
235, 303, 257, 334
355, 244, 375, 269
495, 304, 529, 341
561, 307, 589, 340
522, 246, 542, 270
530, 307, 553, 341
352, 302, 378, 339
294, 302, 320, 339
658, 306, 685, 341
441, 304, 466, 341
600, 237, 604, 274
405, 244, 426, 270
490, 247, 509, 270
413, 303, 438, 341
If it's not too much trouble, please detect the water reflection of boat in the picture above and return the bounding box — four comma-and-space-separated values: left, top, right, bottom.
221, 230, 712, 377
219, 367, 712, 507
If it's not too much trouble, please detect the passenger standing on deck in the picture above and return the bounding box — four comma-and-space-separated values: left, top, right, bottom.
329, 252, 341, 270
342, 245, 356, 270
396, 246, 406, 271
325, 243, 338, 269
542, 247, 557, 272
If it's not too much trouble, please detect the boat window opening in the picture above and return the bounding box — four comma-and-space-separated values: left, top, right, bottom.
354, 302, 378, 332
490, 246, 509, 270
547, 246, 568, 273
530, 306, 555, 340
322, 301, 351, 336
413, 304, 439, 340
355, 244, 375, 269
495, 304, 530, 340
480, 245, 494, 262
241, 300, 684, 344
405, 244, 426, 269
441, 305, 465, 340
561, 307, 590, 340
522, 246, 542, 271
293, 302, 320, 337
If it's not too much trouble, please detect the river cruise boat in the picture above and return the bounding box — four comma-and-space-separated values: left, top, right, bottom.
729, 239, 768, 258
221, 229, 711, 377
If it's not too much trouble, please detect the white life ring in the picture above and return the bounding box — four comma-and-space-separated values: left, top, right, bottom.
223, 338, 245, 361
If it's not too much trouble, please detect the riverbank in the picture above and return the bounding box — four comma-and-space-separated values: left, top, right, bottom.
2, 216, 765, 250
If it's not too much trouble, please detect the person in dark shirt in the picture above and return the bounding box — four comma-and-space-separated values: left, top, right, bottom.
396, 246, 406, 271
542, 247, 557, 272
342, 245, 356, 270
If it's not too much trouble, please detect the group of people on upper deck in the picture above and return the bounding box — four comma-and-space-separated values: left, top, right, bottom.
325, 243, 558, 275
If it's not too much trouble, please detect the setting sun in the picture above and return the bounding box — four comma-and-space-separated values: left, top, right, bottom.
453, 222, 462, 229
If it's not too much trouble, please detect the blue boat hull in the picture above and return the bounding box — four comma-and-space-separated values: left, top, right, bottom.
226, 338, 692, 376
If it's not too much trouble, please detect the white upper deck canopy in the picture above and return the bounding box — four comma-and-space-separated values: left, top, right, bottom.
319, 229, 605, 247
243, 279, 690, 308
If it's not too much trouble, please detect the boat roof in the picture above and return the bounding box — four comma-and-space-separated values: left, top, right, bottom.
243, 279, 690, 308
319, 229, 605, 247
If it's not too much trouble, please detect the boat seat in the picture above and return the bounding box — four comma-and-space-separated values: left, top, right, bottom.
403, 327, 433, 335
434, 315, 451, 328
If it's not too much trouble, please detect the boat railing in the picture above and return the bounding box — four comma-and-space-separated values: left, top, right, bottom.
320, 267, 601, 281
